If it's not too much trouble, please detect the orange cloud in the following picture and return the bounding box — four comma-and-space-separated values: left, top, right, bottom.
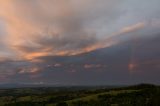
0, 0, 158, 62
84, 64, 107, 69
121, 22, 146, 33
18, 67, 40, 74
0, 0, 122, 60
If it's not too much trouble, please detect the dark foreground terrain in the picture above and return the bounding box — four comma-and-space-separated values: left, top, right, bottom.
0, 84, 159, 106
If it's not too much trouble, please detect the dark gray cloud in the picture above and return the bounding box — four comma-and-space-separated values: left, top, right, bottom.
0, 31, 159, 85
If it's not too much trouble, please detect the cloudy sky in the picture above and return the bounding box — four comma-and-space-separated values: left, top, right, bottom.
0, 0, 160, 85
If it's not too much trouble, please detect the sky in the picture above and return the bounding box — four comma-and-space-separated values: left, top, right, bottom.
0, 0, 160, 85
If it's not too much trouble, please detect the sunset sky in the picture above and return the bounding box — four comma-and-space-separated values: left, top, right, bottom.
0, 0, 160, 85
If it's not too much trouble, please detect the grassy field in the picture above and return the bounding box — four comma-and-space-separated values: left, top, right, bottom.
0, 84, 159, 106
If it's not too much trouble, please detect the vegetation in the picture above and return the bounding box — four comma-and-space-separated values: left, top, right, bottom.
0, 84, 159, 106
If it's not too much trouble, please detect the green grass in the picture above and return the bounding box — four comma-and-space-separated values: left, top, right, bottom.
67, 89, 138, 104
